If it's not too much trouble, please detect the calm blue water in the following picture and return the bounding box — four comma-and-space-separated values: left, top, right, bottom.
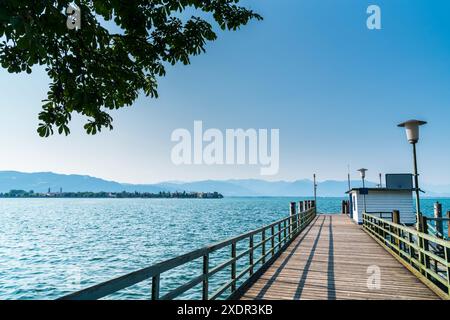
0, 197, 448, 300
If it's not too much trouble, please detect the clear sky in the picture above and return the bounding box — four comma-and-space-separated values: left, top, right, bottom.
1, 0, 449, 185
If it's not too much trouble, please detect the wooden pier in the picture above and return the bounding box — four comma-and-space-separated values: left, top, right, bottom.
239, 215, 439, 300
60, 200, 450, 301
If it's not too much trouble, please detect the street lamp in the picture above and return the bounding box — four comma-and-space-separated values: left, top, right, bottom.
357, 168, 368, 212
398, 119, 427, 231
357, 168, 368, 188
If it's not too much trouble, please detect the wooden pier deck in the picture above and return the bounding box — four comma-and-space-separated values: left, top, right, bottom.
240, 214, 440, 300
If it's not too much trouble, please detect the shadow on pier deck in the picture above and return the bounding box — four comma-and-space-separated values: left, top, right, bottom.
239, 215, 439, 300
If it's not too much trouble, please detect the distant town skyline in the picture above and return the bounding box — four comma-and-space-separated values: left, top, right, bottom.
1, 170, 449, 197
1, 1, 450, 185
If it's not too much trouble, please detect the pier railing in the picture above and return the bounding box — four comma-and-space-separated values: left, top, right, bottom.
425, 217, 450, 241
362, 213, 450, 300
424, 202, 450, 241
364, 211, 395, 221
59, 202, 316, 300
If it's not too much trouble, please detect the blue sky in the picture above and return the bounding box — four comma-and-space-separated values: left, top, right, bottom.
1, 0, 450, 185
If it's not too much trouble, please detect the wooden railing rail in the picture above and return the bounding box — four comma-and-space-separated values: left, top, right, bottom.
59, 202, 317, 300
424, 217, 450, 240
364, 211, 395, 222
362, 213, 450, 300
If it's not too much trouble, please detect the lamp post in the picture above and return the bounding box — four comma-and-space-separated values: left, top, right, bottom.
313, 173, 317, 208
357, 168, 368, 212
347, 165, 351, 191
398, 120, 427, 231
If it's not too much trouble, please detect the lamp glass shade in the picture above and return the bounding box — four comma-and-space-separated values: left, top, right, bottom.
398, 120, 427, 144
357, 168, 368, 179
405, 123, 420, 143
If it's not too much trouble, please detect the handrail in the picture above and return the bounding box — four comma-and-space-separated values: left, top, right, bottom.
426, 217, 450, 221
365, 211, 394, 221
59, 204, 317, 300
362, 212, 450, 300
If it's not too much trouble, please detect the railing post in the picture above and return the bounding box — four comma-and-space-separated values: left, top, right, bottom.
417, 212, 424, 232
298, 201, 304, 230
421, 215, 428, 235
231, 242, 237, 292
249, 235, 254, 275
300, 210, 306, 230
151, 275, 160, 300
290, 202, 296, 236
447, 211, 450, 239
203, 254, 209, 300
419, 215, 430, 275
393, 210, 400, 251
262, 229, 266, 264
408, 231, 414, 264
393, 210, 400, 224
271, 225, 275, 257
278, 222, 282, 250
434, 202, 443, 238
445, 244, 450, 296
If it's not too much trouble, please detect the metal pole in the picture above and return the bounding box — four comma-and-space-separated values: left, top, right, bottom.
362, 177, 367, 212
379, 173, 382, 188
313, 174, 317, 210
347, 165, 351, 191
412, 142, 421, 231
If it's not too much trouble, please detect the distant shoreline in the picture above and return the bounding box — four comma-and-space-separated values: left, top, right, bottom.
2, 194, 448, 199
0, 190, 224, 199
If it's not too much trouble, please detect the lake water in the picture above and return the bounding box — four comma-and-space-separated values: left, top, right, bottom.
0, 197, 448, 300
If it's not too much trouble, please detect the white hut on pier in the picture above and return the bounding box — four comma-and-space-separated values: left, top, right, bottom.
347, 174, 416, 225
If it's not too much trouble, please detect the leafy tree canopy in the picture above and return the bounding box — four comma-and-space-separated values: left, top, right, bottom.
0, 1, 261, 136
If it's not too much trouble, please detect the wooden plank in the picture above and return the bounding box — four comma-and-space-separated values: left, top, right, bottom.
239, 215, 440, 300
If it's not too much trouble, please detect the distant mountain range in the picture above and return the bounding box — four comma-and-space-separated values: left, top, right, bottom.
0, 171, 449, 197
